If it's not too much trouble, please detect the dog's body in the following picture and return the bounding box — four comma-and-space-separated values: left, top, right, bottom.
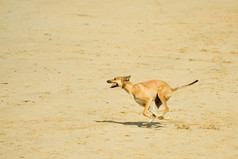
107, 76, 198, 122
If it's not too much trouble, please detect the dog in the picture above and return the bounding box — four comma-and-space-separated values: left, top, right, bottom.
107, 75, 198, 122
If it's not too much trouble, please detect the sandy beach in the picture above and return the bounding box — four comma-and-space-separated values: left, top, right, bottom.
1, 0, 238, 158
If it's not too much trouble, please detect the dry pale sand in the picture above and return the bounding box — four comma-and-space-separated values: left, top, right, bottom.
0, 0, 238, 158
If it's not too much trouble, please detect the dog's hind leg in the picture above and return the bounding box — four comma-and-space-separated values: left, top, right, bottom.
158, 88, 172, 118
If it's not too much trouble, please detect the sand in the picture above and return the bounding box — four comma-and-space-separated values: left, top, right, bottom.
0, 0, 238, 158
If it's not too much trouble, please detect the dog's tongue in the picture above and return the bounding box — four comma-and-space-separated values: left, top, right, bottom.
110, 83, 117, 88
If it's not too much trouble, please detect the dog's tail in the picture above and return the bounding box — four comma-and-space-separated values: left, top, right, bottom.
172, 80, 199, 92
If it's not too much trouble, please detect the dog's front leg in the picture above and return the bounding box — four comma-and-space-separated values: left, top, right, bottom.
149, 108, 159, 118
143, 99, 153, 119
141, 99, 155, 126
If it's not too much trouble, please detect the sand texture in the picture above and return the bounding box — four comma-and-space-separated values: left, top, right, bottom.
0, 0, 238, 158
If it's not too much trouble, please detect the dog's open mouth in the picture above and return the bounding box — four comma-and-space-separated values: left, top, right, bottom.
110, 83, 118, 88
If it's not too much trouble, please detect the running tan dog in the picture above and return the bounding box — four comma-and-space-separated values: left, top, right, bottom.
107, 75, 198, 122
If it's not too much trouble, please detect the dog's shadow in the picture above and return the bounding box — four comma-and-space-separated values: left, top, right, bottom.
95, 120, 162, 128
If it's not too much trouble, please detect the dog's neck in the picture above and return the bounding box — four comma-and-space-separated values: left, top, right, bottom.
122, 81, 133, 95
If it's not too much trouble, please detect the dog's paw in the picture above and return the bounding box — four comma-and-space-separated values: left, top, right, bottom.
158, 116, 165, 120
158, 116, 171, 120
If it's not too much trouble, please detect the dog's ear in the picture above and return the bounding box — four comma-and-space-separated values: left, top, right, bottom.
124, 75, 131, 81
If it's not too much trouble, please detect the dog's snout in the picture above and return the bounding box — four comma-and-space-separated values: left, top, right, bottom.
107, 80, 111, 83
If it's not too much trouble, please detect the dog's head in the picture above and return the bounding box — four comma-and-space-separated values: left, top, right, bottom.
107, 75, 131, 88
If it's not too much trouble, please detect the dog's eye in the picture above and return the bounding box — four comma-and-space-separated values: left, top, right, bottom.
114, 78, 116, 80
